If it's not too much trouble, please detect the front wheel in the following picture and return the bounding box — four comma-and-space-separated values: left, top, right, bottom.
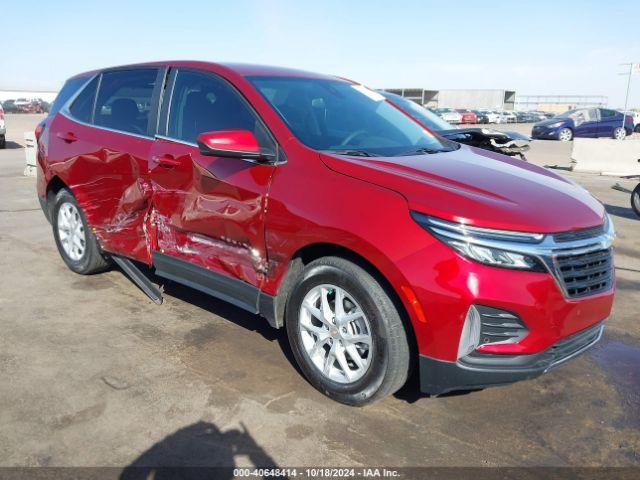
558, 128, 573, 142
285, 257, 410, 406
631, 184, 640, 217
613, 127, 627, 140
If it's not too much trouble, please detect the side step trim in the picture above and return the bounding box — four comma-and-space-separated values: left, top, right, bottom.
112, 255, 163, 305
153, 252, 259, 314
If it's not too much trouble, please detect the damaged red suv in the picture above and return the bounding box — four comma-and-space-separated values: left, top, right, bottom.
37, 62, 615, 405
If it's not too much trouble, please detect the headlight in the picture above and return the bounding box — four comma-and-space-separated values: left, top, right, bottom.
548, 121, 564, 128
411, 212, 547, 271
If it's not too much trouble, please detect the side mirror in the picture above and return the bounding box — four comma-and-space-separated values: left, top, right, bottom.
197, 130, 275, 162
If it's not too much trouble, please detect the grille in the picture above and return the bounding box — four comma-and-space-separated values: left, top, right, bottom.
553, 225, 605, 243
555, 248, 613, 298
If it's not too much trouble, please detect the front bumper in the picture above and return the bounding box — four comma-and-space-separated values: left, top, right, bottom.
531, 127, 560, 139
419, 321, 604, 395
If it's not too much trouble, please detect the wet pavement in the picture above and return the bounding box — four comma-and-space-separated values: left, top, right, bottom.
0, 115, 638, 469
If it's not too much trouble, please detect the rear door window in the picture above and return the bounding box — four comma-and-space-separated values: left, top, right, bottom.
94, 69, 158, 136
69, 76, 100, 123
600, 109, 616, 119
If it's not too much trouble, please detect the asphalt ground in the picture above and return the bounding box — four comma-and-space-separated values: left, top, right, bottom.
0, 114, 638, 473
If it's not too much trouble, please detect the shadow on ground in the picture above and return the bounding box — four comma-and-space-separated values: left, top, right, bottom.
2, 141, 24, 149
120, 421, 281, 480
605, 203, 638, 221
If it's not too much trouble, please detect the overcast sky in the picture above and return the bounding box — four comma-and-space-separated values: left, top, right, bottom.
3, 0, 640, 108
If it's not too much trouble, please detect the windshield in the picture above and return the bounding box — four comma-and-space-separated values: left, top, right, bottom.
247, 76, 457, 156
554, 109, 578, 119
379, 92, 453, 131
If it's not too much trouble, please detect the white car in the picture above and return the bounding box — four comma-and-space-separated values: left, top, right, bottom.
433, 108, 462, 124
498, 111, 517, 123
479, 110, 501, 123
0, 104, 6, 148
629, 111, 640, 133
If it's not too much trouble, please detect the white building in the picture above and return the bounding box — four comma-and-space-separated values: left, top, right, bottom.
381, 88, 516, 110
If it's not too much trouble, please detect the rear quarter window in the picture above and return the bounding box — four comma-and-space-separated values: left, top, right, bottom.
69, 76, 100, 123
49, 76, 92, 115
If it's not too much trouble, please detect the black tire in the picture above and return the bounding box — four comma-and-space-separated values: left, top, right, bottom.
0, 135, 5, 149
634, 124, 640, 133
631, 184, 640, 218
285, 256, 410, 406
51, 189, 110, 274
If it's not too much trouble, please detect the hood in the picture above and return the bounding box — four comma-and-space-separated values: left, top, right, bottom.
320, 145, 605, 233
535, 117, 567, 127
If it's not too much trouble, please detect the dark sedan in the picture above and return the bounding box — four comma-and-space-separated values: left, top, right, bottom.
532, 108, 634, 141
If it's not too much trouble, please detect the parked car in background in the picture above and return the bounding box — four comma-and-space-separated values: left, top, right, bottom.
629, 111, 640, 133
497, 111, 517, 123
38, 62, 613, 405
515, 111, 537, 123
471, 110, 489, 124
380, 92, 531, 159
0, 104, 5, 148
14, 98, 32, 113
2, 100, 18, 113
478, 110, 501, 123
456, 109, 477, 124
532, 108, 634, 141
433, 107, 462, 124
528, 112, 548, 123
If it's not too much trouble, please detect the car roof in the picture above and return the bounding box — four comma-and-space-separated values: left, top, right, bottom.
69, 61, 338, 81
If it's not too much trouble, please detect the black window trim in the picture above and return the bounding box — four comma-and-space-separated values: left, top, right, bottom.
60, 66, 166, 141
156, 66, 284, 164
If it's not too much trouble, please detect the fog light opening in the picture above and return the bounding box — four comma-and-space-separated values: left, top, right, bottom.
457, 305, 481, 359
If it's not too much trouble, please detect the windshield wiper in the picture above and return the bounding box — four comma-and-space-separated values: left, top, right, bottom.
395, 147, 444, 156
324, 149, 377, 157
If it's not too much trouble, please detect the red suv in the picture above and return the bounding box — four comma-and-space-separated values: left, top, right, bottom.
36, 62, 615, 405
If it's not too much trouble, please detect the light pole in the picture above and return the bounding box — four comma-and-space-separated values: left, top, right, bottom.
619, 63, 635, 132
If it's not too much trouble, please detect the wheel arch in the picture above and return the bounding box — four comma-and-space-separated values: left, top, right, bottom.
46, 175, 69, 199
267, 242, 419, 367
43, 175, 71, 221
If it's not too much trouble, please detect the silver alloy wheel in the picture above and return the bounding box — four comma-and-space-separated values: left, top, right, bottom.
299, 284, 372, 383
558, 128, 572, 142
614, 127, 626, 140
57, 202, 86, 261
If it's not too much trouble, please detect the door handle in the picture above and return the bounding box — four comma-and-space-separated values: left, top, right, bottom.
57, 131, 77, 143
154, 154, 181, 168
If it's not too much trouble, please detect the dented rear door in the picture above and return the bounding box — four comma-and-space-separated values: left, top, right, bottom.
48, 67, 164, 262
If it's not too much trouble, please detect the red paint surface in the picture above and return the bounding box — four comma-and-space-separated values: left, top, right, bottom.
38, 61, 614, 363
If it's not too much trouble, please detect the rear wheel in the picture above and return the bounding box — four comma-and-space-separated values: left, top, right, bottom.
613, 127, 627, 140
52, 189, 110, 274
0, 135, 5, 149
285, 257, 410, 406
631, 184, 640, 217
558, 128, 573, 142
